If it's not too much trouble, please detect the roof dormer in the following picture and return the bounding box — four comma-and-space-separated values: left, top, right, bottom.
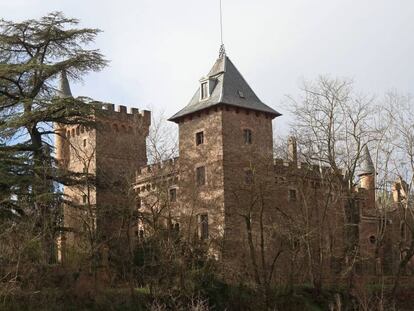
199, 77, 217, 101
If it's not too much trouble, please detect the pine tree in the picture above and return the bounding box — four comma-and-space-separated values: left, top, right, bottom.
0, 12, 107, 263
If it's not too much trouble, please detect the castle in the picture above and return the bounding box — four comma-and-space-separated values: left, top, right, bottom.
56, 50, 412, 282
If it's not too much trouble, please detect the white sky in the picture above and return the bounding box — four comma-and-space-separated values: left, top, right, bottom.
2, 0, 414, 135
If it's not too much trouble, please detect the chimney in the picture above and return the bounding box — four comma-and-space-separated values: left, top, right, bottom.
288, 136, 298, 164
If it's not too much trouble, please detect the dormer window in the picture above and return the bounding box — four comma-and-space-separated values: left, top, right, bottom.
199, 78, 217, 101
201, 82, 208, 100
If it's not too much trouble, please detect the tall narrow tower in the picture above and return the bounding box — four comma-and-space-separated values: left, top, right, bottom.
169, 51, 280, 253
359, 145, 376, 209
55, 73, 151, 261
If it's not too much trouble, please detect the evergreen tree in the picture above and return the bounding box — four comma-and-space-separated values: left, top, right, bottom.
0, 12, 107, 263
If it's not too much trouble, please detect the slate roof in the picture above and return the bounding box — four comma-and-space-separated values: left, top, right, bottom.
359, 145, 375, 176
57, 70, 72, 98
169, 55, 281, 122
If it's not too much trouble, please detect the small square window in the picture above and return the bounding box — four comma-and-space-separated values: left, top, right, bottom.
196, 166, 206, 186
243, 129, 252, 144
196, 131, 204, 145
289, 189, 297, 202
169, 188, 177, 202
201, 82, 208, 99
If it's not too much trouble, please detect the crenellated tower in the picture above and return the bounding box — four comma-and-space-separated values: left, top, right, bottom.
55, 72, 151, 262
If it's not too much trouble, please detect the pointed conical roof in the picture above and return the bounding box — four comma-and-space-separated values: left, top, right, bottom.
169, 55, 281, 122
57, 70, 72, 98
359, 145, 375, 176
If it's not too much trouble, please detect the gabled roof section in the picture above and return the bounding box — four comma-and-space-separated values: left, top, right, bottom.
169, 55, 281, 122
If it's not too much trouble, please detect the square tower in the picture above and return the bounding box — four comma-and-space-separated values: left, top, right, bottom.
169, 54, 280, 254
55, 74, 151, 262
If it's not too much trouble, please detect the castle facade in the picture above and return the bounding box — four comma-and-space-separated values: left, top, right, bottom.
56, 51, 412, 282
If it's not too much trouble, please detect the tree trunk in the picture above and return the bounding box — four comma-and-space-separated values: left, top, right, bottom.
245, 215, 261, 287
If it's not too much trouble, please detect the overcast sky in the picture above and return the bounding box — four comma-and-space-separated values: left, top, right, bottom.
2, 0, 414, 134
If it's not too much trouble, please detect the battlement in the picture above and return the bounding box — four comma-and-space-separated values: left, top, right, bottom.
62, 102, 151, 139
273, 158, 346, 178
93, 102, 151, 125
136, 157, 180, 184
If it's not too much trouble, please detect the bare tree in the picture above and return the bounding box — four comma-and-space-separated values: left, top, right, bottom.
289, 76, 377, 286
381, 93, 414, 300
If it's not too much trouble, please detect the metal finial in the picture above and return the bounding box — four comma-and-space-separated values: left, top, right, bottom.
219, 44, 226, 58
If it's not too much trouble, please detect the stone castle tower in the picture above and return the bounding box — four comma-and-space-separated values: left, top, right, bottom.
55, 72, 151, 260
168, 52, 280, 251
358, 145, 376, 209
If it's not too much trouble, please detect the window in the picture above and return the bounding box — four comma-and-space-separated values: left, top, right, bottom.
136, 197, 141, 209
174, 223, 180, 233
82, 195, 87, 204
245, 169, 253, 185
196, 131, 204, 145
199, 214, 209, 240
201, 82, 208, 99
288, 189, 297, 202
243, 129, 252, 144
196, 166, 206, 186
169, 188, 177, 202
83, 139, 87, 147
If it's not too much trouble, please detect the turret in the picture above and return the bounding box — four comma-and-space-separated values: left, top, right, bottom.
54, 70, 72, 167
358, 145, 375, 207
